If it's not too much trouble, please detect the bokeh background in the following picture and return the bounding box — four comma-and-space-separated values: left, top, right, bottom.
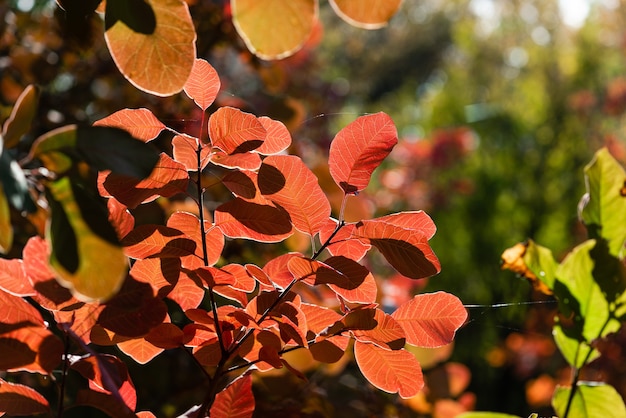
2, 0, 626, 416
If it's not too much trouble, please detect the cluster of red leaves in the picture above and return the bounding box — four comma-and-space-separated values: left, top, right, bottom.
0, 59, 467, 417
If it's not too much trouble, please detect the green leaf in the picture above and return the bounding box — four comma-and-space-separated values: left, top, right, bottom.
523, 239, 558, 292
0, 150, 36, 212
552, 321, 599, 369
580, 148, 626, 257
2, 84, 40, 149
46, 177, 127, 302
0, 181, 13, 253
553, 382, 626, 418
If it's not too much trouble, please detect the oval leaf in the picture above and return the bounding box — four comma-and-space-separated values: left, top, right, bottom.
184, 58, 221, 110
0, 379, 50, 416
209, 107, 266, 153
329, 0, 402, 29
210, 374, 255, 418
255, 117, 291, 155
2, 84, 39, 149
215, 198, 293, 242
94, 108, 166, 142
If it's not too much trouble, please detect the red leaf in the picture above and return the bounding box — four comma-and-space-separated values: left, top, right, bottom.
209, 107, 266, 154
222, 171, 272, 204
130, 258, 179, 297
215, 198, 293, 242
255, 117, 291, 155
309, 335, 350, 363
329, 112, 398, 194
391, 292, 467, 348
355, 221, 440, 279
0, 259, 34, 297
245, 264, 274, 290
319, 219, 371, 261
263, 253, 300, 288
93, 108, 165, 142
374, 211, 437, 239
258, 155, 331, 236
0, 326, 63, 373
117, 338, 163, 365
107, 198, 135, 239
326, 261, 377, 304
352, 308, 405, 350
182, 323, 217, 347
73, 389, 135, 417
99, 153, 189, 209
354, 341, 424, 399
193, 339, 221, 366
0, 378, 49, 415
325, 308, 377, 335
213, 286, 249, 307
183, 58, 221, 111
123, 224, 197, 259
209, 374, 255, 418
22, 237, 81, 311
172, 134, 211, 171
220, 264, 256, 292
210, 150, 262, 170
167, 273, 205, 310
0, 289, 44, 326
300, 303, 342, 335
192, 266, 236, 287
54, 304, 103, 344
167, 211, 222, 267
144, 323, 184, 349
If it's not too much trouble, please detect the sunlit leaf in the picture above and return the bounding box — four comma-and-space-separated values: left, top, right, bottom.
354, 341, 424, 398
184, 58, 221, 110
310, 335, 350, 363
2, 84, 39, 149
209, 107, 266, 153
220, 264, 256, 292
144, 323, 184, 349
0, 259, 35, 297
54, 303, 103, 344
553, 382, 626, 418
319, 219, 371, 261
117, 337, 164, 364
329, 112, 398, 194
166, 273, 205, 310
352, 309, 405, 350
122, 224, 197, 259
0, 182, 12, 254
355, 220, 440, 279
258, 155, 331, 236
215, 198, 293, 242
104, 0, 196, 96
172, 134, 210, 171
99, 153, 189, 208
210, 150, 262, 170
166, 211, 221, 267
501, 240, 556, 295
0, 290, 44, 326
391, 292, 467, 348
93, 108, 166, 142
209, 372, 254, 418
0, 379, 49, 416
329, 0, 402, 29
107, 198, 135, 239
0, 326, 63, 374
232, 0, 317, 60
300, 303, 342, 334
374, 211, 437, 239
255, 117, 291, 155
193, 339, 221, 366
553, 321, 599, 369
263, 253, 300, 288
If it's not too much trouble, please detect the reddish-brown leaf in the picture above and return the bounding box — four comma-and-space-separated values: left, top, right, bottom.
144, 323, 184, 349
93, 108, 165, 142
327, 267, 377, 305
22, 237, 81, 311
355, 221, 440, 279
54, 304, 103, 344
0, 259, 34, 297
239, 329, 281, 371
391, 292, 468, 348
209, 374, 255, 418
123, 224, 197, 260
99, 153, 189, 208
309, 335, 350, 363
117, 338, 163, 365
210, 151, 262, 170
73, 388, 135, 418
0, 289, 44, 326
182, 323, 218, 347
183, 58, 221, 111
329, 112, 398, 194
107, 198, 135, 239
213, 286, 249, 307
258, 155, 330, 236
215, 198, 293, 242
222, 171, 272, 204
0, 326, 63, 373
255, 117, 291, 155
192, 266, 235, 287
245, 264, 274, 290
352, 309, 405, 350
354, 341, 424, 399
193, 339, 221, 366
167, 211, 209, 268
329, 0, 402, 29
0, 378, 49, 415
319, 219, 371, 261
325, 308, 377, 336
172, 134, 211, 171
209, 107, 266, 154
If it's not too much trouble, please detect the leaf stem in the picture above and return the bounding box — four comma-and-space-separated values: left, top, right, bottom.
56, 330, 70, 418
312, 219, 345, 260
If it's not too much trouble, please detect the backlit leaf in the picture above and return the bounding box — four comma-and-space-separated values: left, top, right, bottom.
319, 219, 371, 261
553, 382, 626, 418
144, 323, 184, 349
107, 198, 135, 239
0, 290, 43, 326
122, 224, 197, 259
0, 259, 35, 297
300, 303, 342, 334
355, 220, 440, 279
2, 84, 39, 149
259, 155, 331, 236
329, 0, 402, 29
0, 379, 49, 416
309, 335, 350, 363
93, 108, 166, 142
129, 258, 178, 297
329, 112, 398, 194
172, 134, 211, 171
255, 117, 291, 155
0, 182, 12, 254
193, 339, 221, 366
352, 309, 405, 350
215, 198, 293, 242
117, 337, 163, 364
104, 0, 196, 96
232, 0, 317, 60
263, 253, 300, 288
166, 273, 205, 310
184, 58, 221, 111
98, 153, 189, 208
0, 326, 63, 374
210, 151, 262, 170
166, 211, 219, 267
374, 211, 437, 239
54, 304, 103, 344
391, 292, 467, 348
209, 107, 266, 154
209, 374, 255, 418
220, 264, 256, 292
73, 388, 135, 418
354, 341, 424, 398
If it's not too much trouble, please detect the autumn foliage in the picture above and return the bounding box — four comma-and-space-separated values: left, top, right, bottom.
0, 57, 467, 416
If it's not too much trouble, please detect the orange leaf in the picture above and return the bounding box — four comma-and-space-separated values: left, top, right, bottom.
54, 304, 103, 344
0, 289, 44, 326
193, 339, 221, 366
232, 0, 317, 60
300, 303, 342, 335
99, 153, 189, 208
391, 292, 467, 348
355, 220, 440, 279
73, 388, 135, 417
107, 198, 135, 239
167, 273, 205, 310
209, 374, 255, 418
329, 0, 402, 29
0, 326, 63, 373
245, 264, 274, 291
259, 155, 331, 236
255, 117, 291, 155
209, 107, 266, 154
309, 335, 350, 363
222, 171, 272, 204
329, 112, 398, 194
0, 378, 49, 416
117, 337, 163, 364
182, 323, 218, 347
215, 198, 293, 242
172, 134, 211, 171
263, 253, 300, 289
374, 211, 437, 239
319, 219, 371, 261
354, 341, 424, 398
0, 259, 35, 297
122, 224, 197, 259
144, 323, 184, 349
183, 58, 221, 110
220, 264, 256, 292
210, 151, 262, 170
352, 308, 405, 350
166, 211, 222, 267
104, 0, 196, 96
327, 268, 377, 305
93, 108, 165, 142
129, 258, 179, 297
